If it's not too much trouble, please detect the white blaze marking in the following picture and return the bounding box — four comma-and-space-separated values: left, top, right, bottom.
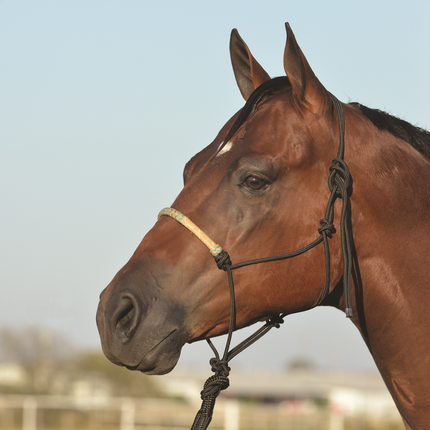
217, 140, 233, 156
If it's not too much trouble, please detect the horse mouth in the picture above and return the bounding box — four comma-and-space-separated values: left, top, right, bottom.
124, 329, 184, 375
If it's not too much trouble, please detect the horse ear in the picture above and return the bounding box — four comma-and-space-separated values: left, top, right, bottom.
230, 29, 271, 101
283, 23, 328, 111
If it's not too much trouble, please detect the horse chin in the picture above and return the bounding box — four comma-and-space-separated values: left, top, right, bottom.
134, 352, 181, 376
131, 333, 184, 375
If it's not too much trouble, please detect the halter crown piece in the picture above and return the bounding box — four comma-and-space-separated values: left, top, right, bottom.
158, 93, 353, 430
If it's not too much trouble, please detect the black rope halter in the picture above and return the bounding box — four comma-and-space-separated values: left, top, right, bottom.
160, 93, 353, 430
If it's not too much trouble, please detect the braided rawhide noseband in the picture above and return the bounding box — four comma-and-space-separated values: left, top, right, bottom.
158, 93, 352, 430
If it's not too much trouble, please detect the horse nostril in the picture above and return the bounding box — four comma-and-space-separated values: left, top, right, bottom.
117, 303, 134, 330
112, 293, 141, 343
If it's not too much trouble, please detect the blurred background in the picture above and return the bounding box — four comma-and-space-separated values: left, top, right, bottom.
1, 1, 429, 428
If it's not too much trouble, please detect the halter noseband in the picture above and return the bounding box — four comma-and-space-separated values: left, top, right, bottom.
158, 93, 352, 430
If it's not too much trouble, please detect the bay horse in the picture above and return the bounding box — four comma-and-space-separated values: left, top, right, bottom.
97, 23, 430, 429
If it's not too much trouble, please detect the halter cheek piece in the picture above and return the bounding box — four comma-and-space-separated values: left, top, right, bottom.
158, 94, 352, 430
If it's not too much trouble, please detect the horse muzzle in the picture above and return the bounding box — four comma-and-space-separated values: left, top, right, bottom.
96, 280, 189, 375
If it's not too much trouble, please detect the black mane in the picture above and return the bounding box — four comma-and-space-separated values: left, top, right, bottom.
351, 103, 430, 159
219, 76, 430, 160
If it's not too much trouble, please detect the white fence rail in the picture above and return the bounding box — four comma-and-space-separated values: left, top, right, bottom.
0, 395, 403, 430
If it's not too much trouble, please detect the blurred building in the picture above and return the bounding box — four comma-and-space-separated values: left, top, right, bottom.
158, 367, 399, 418
0, 358, 400, 419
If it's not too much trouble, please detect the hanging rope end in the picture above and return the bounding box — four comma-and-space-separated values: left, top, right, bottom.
345, 307, 353, 318
190, 362, 230, 430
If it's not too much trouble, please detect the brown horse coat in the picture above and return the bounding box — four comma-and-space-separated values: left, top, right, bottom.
97, 24, 430, 429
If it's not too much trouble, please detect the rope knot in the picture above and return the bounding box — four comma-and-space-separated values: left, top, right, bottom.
214, 250, 232, 271
328, 157, 351, 195
200, 373, 230, 400
191, 369, 230, 430
318, 218, 336, 237
209, 358, 230, 377
268, 315, 284, 329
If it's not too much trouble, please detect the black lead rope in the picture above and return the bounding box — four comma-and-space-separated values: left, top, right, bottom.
190, 94, 353, 430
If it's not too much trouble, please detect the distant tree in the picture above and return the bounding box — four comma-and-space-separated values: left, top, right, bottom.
0, 326, 162, 397
0, 326, 72, 394
287, 357, 315, 372
0, 326, 71, 366
69, 350, 162, 397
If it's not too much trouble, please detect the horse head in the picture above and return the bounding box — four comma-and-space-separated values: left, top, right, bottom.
96, 24, 345, 375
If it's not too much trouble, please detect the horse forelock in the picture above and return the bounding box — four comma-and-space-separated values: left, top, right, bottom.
351, 102, 430, 159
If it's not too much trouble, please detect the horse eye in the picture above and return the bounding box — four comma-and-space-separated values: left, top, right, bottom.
243, 176, 268, 190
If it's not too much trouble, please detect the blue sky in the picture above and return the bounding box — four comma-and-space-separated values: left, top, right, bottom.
1, 1, 429, 372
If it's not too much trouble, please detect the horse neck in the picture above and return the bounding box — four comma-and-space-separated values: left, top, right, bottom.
343, 107, 430, 426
